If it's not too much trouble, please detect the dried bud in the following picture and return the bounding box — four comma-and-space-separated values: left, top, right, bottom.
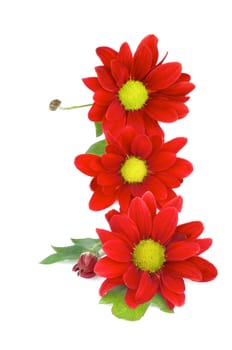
72, 253, 98, 278
49, 99, 61, 111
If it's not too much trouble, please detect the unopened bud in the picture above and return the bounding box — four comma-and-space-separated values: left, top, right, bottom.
49, 99, 61, 111
72, 253, 98, 278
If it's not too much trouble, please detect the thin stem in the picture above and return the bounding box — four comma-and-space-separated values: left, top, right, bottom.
60, 103, 92, 110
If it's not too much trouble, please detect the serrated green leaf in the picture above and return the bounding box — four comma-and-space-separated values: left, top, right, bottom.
86, 139, 106, 155
40, 244, 84, 264
40, 253, 66, 264
70, 238, 100, 249
94, 122, 103, 137
99, 286, 173, 321
40, 238, 102, 264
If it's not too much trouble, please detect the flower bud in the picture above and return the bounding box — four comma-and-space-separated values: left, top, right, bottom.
72, 253, 98, 278
49, 99, 61, 111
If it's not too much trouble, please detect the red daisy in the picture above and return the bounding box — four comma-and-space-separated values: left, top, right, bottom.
83, 34, 195, 137
74, 127, 193, 211
94, 191, 217, 309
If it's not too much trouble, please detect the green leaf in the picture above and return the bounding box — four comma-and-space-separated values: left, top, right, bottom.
99, 286, 173, 321
40, 238, 102, 264
94, 122, 103, 137
150, 293, 174, 313
99, 286, 150, 321
39, 253, 67, 265
85, 139, 106, 155
71, 238, 102, 253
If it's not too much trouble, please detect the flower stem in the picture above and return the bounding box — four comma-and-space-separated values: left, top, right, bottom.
60, 103, 92, 110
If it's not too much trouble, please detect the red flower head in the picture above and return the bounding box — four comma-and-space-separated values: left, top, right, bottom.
74, 127, 193, 212
83, 34, 195, 137
94, 192, 217, 309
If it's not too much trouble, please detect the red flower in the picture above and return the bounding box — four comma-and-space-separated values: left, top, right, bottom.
94, 192, 217, 309
83, 34, 195, 137
74, 127, 193, 211
72, 253, 98, 278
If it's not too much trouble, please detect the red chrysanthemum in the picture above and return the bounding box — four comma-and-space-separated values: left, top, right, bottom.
94, 191, 217, 309
74, 127, 193, 211
83, 34, 195, 137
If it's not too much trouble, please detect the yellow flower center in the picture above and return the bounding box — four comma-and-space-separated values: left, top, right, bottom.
120, 156, 148, 184
133, 239, 165, 273
118, 80, 149, 111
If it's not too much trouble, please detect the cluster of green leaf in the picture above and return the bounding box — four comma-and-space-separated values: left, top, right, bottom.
100, 286, 174, 321
40, 238, 102, 264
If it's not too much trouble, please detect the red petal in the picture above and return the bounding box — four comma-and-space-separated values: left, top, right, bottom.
126, 111, 146, 134
162, 195, 183, 212
131, 134, 152, 158
118, 186, 132, 213
166, 241, 200, 261
141, 191, 157, 215
94, 89, 114, 105
161, 271, 185, 294
137, 34, 159, 66
131, 45, 152, 80
157, 188, 177, 208
145, 62, 182, 91
88, 103, 107, 122
128, 196, 152, 237
96, 46, 118, 67
167, 261, 202, 281
188, 256, 218, 281
135, 271, 159, 303
105, 209, 120, 223
105, 99, 126, 121
160, 281, 185, 306
168, 158, 193, 178
109, 214, 140, 246
125, 289, 140, 308
144, 116, 165, 138
111, 59, 129, 86
167, 101, 189, 118
156, 173, 182, 188
118, 42, 133, 71
74, 154, 101, 176
162, 137, 187, 153
145, 100, 178, 122
149, 151, 176, 171
98, 277, 124, 296
97, 172, 122, 186
196, 238, 212, 254
89, 188, 116, 211
96, 228, 114, 244
117, 126, 137, 153
95, 66, 117, 92
82, 77, 101, 91
94, 256, 129, 278
123, 264, 141, 289
101, 153, 124, 170
152, 207, 178, 244
163, 81, 195, 96
145, 176, 168, 200
103, 239, 132, 262
176, 221, 204, 239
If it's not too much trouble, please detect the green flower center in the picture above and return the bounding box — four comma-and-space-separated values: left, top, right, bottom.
120, 156, 148, 184
118, 80, 149, 111
133, 239, 165, 273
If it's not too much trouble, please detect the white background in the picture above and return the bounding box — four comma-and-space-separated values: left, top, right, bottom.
0, 0, 231, 348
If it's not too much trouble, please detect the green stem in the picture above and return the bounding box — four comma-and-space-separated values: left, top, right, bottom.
60, 103, 92, 110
